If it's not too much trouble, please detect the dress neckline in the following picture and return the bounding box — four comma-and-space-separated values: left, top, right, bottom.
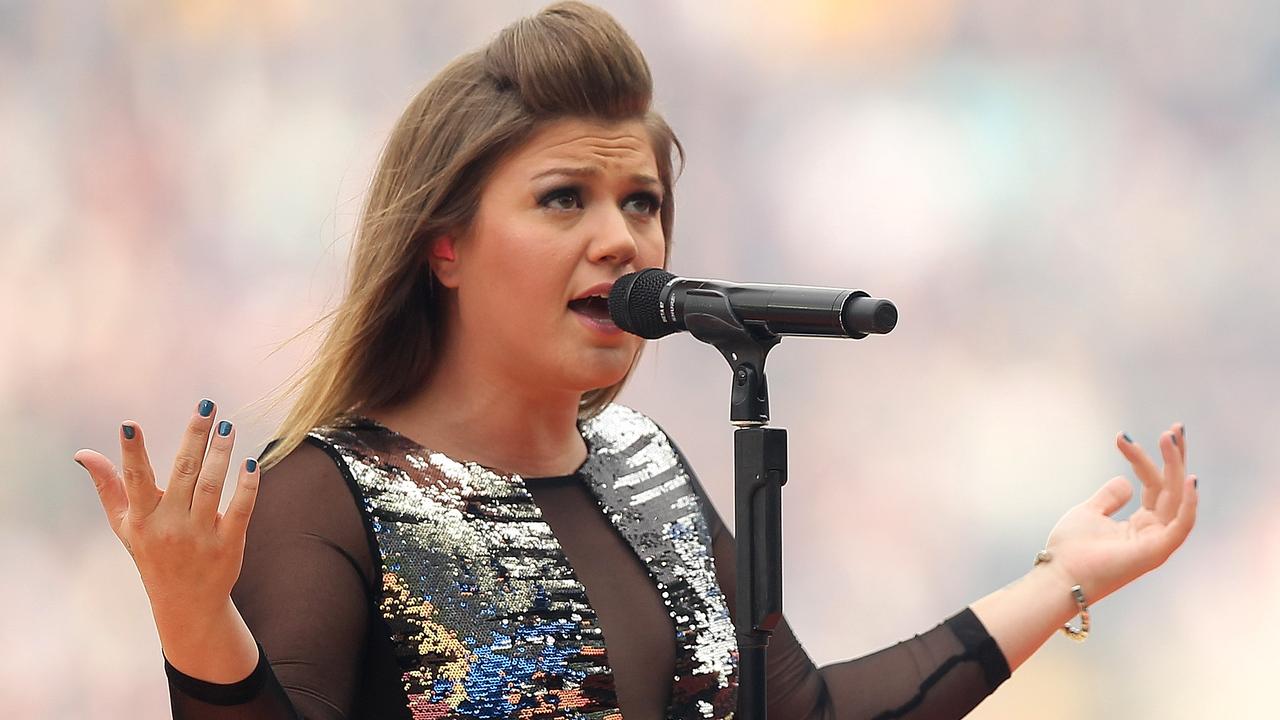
344, 412, 588, 482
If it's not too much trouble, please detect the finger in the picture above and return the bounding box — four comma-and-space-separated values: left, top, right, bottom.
219, 458, 260, 542
191, 420, 236, 523
1116, 432, 1162, 510
73, 449, 130, 532
160, 399, 217, 514
1175, 422, 1187, 465
1155, 476, 1199, 559
1084, 475, 1134, 517
117, 421, 163, 517
1155, 429, 1186, 523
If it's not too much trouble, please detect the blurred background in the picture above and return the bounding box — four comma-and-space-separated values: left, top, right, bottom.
3, 0, 1277, 717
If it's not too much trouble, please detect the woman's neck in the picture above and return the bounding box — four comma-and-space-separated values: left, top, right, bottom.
366, 346, 589, 478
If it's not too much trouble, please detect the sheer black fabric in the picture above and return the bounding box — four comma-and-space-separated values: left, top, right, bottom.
166, 434, 1009, 720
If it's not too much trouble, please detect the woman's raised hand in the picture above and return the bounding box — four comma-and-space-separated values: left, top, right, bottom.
1039, 423, 1199, 606
73, 399, 259, 623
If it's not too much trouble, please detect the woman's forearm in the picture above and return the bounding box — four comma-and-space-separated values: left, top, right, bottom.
968, 562, 1081, 673
152, 595, 260, 684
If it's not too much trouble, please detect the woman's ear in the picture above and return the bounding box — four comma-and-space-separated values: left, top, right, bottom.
427, 234, 461, 288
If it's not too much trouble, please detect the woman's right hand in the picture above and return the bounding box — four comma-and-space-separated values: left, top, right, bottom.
74, 399, 262, 680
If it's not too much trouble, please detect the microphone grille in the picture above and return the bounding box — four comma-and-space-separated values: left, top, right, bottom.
609, 268, 678, 339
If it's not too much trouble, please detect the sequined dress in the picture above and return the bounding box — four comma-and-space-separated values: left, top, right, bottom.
165, 404, 1010, 720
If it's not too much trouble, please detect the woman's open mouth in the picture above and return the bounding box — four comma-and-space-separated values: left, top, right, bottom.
568, 296, 622, 335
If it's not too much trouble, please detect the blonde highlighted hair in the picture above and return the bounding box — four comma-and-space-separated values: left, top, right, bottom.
256, 1, 682, 471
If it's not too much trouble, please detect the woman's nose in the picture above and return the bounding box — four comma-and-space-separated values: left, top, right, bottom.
587, 206, 639, 265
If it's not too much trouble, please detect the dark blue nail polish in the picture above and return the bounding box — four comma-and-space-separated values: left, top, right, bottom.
198, 399, 214, 417
246, 458, 258, 473
122, 424, 135, 440
218, 420, 233, 437
1122, 433, 1133, 443
1172, 433, 1179, 447
1194, 477, 1199, 489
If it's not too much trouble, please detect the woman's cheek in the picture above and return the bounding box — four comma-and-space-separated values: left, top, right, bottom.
640, 226, 666, 266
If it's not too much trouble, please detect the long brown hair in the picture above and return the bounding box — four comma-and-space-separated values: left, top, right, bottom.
255, 1, 682, 470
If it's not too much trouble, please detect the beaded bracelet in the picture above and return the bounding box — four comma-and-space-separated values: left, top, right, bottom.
1034, 550, 1090, 642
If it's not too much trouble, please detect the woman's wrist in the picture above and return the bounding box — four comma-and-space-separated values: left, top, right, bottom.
1026, 561, 1085, 625
164, 640, 269, 704
969, 564, 1085, 672
151, 594, 260, 684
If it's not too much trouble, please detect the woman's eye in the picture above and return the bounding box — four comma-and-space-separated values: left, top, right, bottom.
623, 192, 662, 216
540, 188, 581, 211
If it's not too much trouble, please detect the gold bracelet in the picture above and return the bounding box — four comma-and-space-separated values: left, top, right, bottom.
1033, 550, 1090, 642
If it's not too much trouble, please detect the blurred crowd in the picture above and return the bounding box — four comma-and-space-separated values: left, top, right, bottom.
3, 1, 1277, 717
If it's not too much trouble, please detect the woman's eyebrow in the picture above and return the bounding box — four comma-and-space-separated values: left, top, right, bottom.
531, 166, 660, 187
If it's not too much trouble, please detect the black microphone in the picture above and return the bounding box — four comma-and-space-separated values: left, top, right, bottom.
608, 268, 898, 340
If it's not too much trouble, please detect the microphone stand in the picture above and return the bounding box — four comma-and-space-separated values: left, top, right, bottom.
680, 289, 785, 720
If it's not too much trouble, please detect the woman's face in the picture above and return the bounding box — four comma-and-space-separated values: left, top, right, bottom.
435, 117, 667, 396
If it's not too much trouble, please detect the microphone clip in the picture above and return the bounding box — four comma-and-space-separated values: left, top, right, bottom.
682, 288, 780, 426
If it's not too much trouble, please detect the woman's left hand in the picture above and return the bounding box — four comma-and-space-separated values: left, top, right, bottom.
1038, 423, 1199, 605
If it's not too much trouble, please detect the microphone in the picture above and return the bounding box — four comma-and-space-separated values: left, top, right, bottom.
608, 268, 898, 340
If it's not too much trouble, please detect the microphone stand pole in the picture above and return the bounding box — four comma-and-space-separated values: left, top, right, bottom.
681, 289, 785, 720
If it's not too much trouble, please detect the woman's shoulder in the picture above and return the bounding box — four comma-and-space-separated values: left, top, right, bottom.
252, 429, 376, 552
585, 401, 663, 436
255, 435, 354, 509
588, 402, 687, 452
298, 412, 419, 463
586, 402, 703, 479
261, 434, 342, 475
255, 411, 392, 503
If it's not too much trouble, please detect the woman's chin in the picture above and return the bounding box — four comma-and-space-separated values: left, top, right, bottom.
570, 348, 638, 389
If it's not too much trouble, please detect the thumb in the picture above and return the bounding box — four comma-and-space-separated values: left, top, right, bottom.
73, 449, 117, 486
74, 449, 128, 530
1084, 475, 1133, 517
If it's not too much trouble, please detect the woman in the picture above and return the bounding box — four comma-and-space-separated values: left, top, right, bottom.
73, 3, 1198, 719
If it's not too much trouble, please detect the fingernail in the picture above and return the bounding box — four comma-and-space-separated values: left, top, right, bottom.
1194, 477, 1199, 489
1122, 433, 1133, 443
246, 458, 258, 473
122, 423, 135, 440
1172, 433, 1179, 447
217, 420, 233, 437
74, 458, 86, 470
198, 399, 214, 417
